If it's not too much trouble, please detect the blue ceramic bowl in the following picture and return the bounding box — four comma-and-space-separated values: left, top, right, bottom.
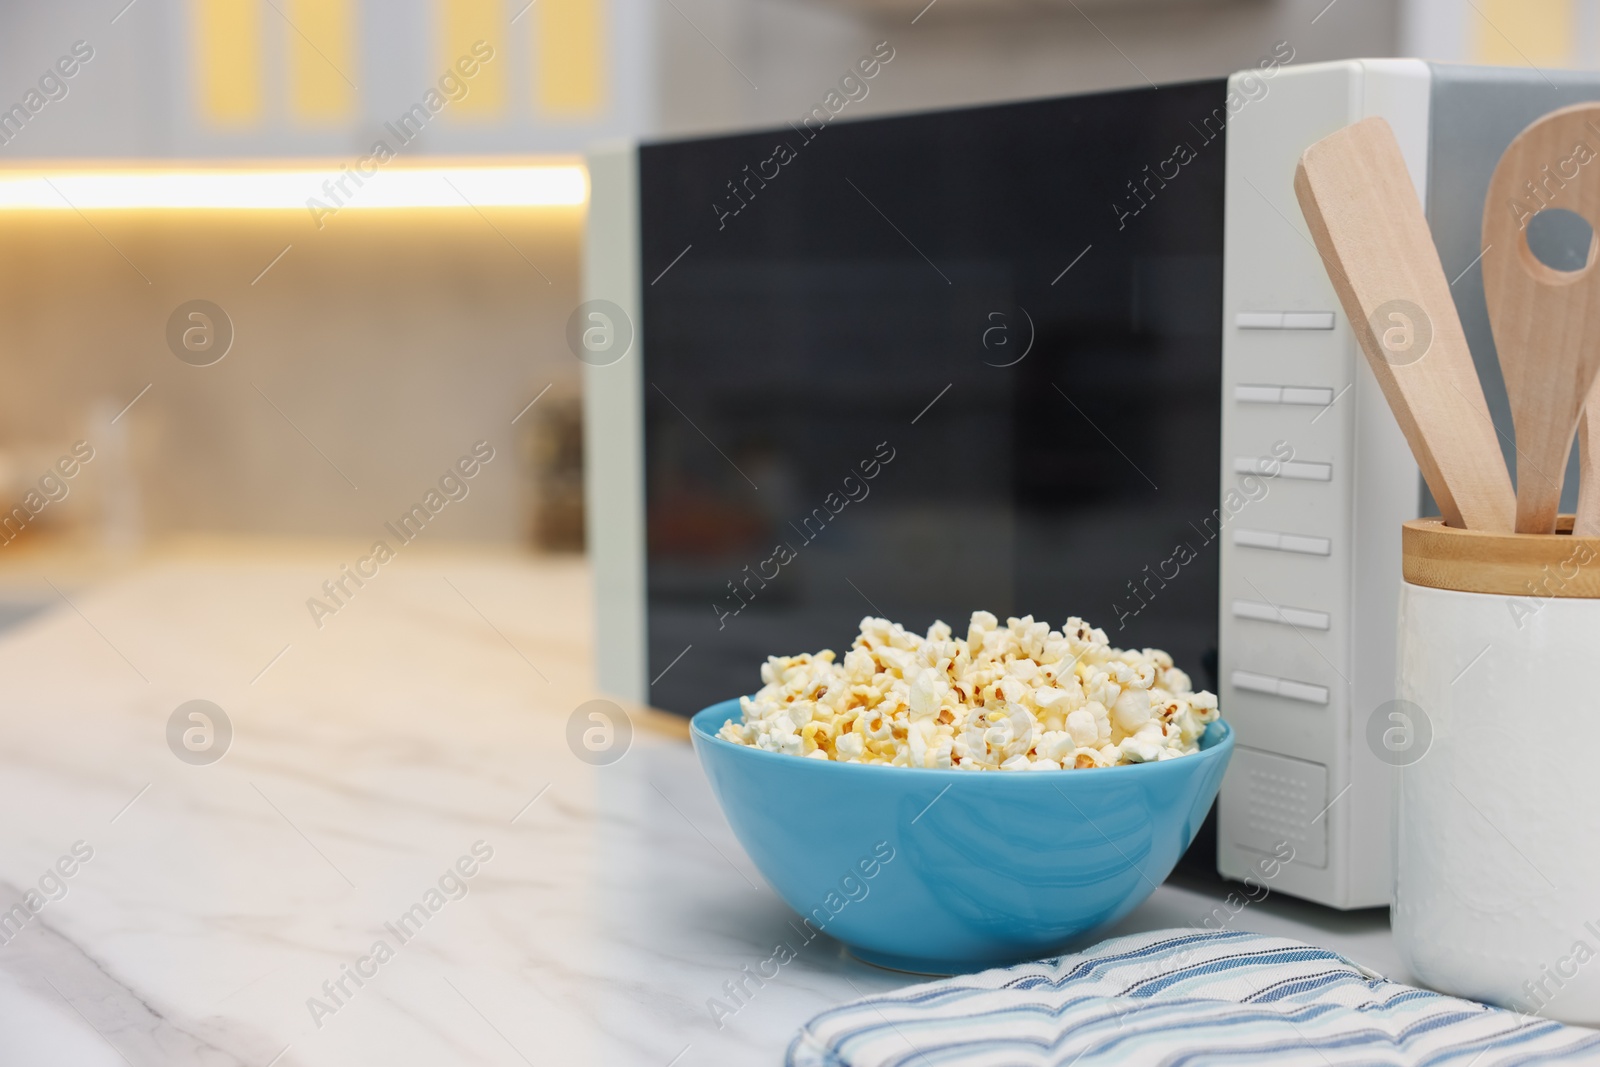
691, 698, 1233, 974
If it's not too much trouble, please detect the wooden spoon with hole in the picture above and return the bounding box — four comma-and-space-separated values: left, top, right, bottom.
1297, 117, 1514, 531
1483, 103, 1600, 534
1579, 392, 1600, 535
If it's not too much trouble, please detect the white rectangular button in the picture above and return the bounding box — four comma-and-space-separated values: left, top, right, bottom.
1231, 599, 1279, 623
1232, 599, 1332, 631
1232, 528, 1281, 550
1235, 384, 1283, 403
1231, 670, 1279, 695
1279, 606, 1331, 630
1278, 679, 1331, 705
1232, 670, 1331, 706
1280, 386, 1335, 406
1282, 311, 1335, 330
1279, 533, 1332, 555
1280, 460, 1332, 481
1233, 457, 1332, 480
1236, 311, 1284, 329
1232, 528, 1332, 555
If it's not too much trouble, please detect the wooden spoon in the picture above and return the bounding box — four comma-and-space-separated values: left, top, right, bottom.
1482, 103, 1600, 534
1296, 117, 1515, 532
1578, 395, 1600, 536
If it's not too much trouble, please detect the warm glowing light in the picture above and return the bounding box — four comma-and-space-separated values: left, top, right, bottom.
0, 165, 588, 210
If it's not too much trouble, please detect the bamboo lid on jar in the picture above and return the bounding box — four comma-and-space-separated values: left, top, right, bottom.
1402, 516, 1600, 598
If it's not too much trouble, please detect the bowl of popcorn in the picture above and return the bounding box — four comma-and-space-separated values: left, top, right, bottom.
691, 611, 1233, 974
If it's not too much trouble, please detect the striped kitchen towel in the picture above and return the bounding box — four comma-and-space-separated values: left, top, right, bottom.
788, 929, 1600, 1066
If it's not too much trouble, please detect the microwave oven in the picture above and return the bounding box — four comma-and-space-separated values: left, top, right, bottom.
582, 59, 1600, 909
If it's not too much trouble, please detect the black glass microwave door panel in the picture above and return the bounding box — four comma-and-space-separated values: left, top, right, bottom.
640, 80, 1227, 714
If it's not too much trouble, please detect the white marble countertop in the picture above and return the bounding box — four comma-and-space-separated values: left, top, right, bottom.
0, 546, 1402, 1066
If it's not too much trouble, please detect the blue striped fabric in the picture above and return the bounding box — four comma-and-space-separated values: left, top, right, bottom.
788, 930, 1600, 1066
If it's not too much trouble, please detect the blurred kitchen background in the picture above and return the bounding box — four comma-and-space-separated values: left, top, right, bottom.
0, 0, 1589, 629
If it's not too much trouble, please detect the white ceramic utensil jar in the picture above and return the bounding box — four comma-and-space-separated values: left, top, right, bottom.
1394, 517, 1600, 1025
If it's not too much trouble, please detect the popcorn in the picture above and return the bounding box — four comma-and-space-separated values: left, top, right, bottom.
717, 612, 1222, 770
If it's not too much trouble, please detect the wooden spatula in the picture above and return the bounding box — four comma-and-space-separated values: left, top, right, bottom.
1483, 102, 1600, 534
1296, 117, 1515, 532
